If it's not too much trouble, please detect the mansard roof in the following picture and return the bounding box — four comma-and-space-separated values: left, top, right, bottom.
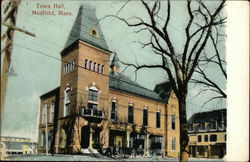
109, 72, 166, 102
63, 4, 110, 53
188, 109, 227, 124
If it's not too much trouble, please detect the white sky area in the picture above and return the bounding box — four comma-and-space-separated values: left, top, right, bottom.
1, 1, 227, 141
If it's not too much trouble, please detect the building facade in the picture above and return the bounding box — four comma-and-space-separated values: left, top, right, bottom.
37, 5, 180, 157
188, 109, 226, 158
0, 136, 37, 158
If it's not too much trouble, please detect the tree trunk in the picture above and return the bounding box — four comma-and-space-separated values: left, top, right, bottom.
178, 95, 189, 162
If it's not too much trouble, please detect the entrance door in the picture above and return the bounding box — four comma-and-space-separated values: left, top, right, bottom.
192, 146, 196, 157
81, 126, 90, 148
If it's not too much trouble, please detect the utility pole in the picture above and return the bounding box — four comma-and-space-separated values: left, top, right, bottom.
0, 0, 36, 122
45, 103, 49, 156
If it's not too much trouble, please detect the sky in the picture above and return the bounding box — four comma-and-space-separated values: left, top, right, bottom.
1, 0, 226, 141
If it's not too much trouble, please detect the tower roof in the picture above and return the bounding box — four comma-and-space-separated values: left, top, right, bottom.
64, 4, 110, 52
110, 53, 120, 68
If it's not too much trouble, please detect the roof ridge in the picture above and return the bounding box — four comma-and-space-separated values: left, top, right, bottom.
112, 73, 156, 92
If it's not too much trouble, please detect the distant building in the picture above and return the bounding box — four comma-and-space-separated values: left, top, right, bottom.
188, 109, 226, 158
0, 136, 37, 157
37, 4, 180, 157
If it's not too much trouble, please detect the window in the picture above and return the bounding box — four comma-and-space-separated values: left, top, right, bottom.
65, 89, 70, 102
156, 111, 160, 128
210, 121, 217, 130
94, 62, 96, 72
89, 61, 92, 70
97, 64, 100, 73
50, 103, 54, 123
199, 122, 205, 130
42, 104, 47, 124
188, 123, 193, 131
64, 87, 71, 117
143, 108, 148, 126
85, 59, 88, 69
142, 107, 148, 126
111, 101, 117, 121
40, 132, 45, 147
198, 135, 202, 142
204, 135, 208, 142
88, 89, 98, 102
66, 64, 69, 74
101, 65, 104, 74
88, 103, 97, 109
72, 60, 75, 70
64, 65, 66, 74
210, 134, 217, 142
171, 114, 176, 130
171, 138, 176, 150
69, 61, 72, 72
90, 28, 98, 38
128, 105, 134, 124
65, 104, 70, 116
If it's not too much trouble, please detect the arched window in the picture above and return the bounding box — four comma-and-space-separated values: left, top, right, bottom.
40, 132, 45, 147
64, 87, 71, 117
85, 59, 88, 69
72, 60, 75, 70
111, 100, 118, 121
171, 138, 176, 150
97, 64, 100, 73
171, 114, 176, 130
69, 62, 72, 72
66, 64, 69, 74
64, 65, 66, 74
42, 104, 47, 124
101, 65, 104, 74
143, 107, 148, 126
87, 86, 98, 109
128, 104, 134, 124
89, 61, 92, 70
50, 103, 54, 123
94, 62, 96, 72
156, 111, 160, 128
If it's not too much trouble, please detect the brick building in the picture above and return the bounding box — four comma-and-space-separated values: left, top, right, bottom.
188, 109, 226, 158
37, 5, 180, 157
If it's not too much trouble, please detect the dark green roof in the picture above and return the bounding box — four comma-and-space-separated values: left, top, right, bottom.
188, 109, 227, 124
64, 4, 110, 52
109, 73, 165, 102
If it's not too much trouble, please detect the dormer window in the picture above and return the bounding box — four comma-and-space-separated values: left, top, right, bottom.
90, 28, 98, 38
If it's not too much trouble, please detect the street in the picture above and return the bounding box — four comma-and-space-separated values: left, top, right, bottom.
3, 154, 224, 161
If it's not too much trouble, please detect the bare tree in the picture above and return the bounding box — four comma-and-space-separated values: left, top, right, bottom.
191, 28, 227, 106
101, 0, 226, 161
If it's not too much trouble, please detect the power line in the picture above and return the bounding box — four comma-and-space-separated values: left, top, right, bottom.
13, 43, 207, 112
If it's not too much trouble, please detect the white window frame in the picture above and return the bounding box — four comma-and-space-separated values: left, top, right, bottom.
87, 86, 99, 109
110, 100, 118, 121
50, 103, 55, 123
64, 87, 71, 117
40, 132, 45, 147
156, 111, 160, 128
42, 104, 47, 124
72, 60, 75, 70
171, 138, 176, 150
